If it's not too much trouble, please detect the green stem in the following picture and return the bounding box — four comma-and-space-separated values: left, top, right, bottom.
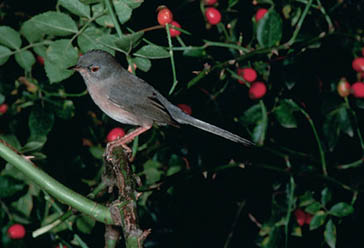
316, 0, 334, 33
299, 108, 327, 175
0, 140, 113, 224
166, 23, 178, 95
287, 0, 313, 46
284, 157, 295, 248
344, 97, 364, 154
105, 0, 123, 38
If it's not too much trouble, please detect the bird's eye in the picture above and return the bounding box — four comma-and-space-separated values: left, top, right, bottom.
90, 65, 99, 72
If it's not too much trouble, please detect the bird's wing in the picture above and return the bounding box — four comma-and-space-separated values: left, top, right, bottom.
107, 70, 178, 127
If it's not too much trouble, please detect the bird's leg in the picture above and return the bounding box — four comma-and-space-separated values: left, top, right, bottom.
105, 125, 152, 161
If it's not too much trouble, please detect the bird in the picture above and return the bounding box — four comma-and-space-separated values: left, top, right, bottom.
71, 49, 254, 150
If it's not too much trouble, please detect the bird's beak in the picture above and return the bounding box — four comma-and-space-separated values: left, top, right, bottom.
68, 65, 80, 71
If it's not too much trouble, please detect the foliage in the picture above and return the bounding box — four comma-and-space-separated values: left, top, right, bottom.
0, 0, 364, 247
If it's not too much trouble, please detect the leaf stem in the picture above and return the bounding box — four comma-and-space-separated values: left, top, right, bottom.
165, 23, 178, 95
299, 107, 327, 175
105, 0, 123, 38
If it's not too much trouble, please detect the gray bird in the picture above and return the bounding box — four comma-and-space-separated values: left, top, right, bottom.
72, 49, 254, 147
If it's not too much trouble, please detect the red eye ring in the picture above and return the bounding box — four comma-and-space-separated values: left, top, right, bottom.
91, 66, 99, 72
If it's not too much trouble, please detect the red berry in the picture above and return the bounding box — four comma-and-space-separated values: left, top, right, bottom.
255, 8, 268, 22
0, 103, 8, 114
203, 0, 217, 5
362, 47, 364, 57
352, 57, 364, 72
237, 68, 257, 84
7, 224, 26, 239
304, 213, 313, 225
337, 78, 351, 97
56, 245, 67, 248
294, 209, 306, 227
157, 7, 173, 26
177, 104, 192, 115
351, 82, 364, 98
205, 7, 221, 25
249, 82, 267, 99
36, 55, 44, 65
106, 127, 126, 142
169, 21, 181, 37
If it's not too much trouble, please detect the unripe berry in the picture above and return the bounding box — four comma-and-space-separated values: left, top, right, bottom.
249, 82, 267, 99
337, 78, 351, 97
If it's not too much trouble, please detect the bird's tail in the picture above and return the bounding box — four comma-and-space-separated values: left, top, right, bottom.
173, 110, 255, 146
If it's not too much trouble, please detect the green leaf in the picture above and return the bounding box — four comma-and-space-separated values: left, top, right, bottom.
21, 136, 47, 153
53, 100, 75, 119
305, 201, 321, 214
240, 104, 262, 126
324, 219, 336, 248
0, 175, 25, 198
134, 45, 170, 59
0, 93, 4, 104
274, 99, 299, 128
15, 50, 36, 72
323, 105, 353, 151
114, 32, 144, 53
58, 0, 91, 18
321, 187, 332, 207
132, 57, 151, 72
29, 108, 55, 137
11, 190, 33, 217
299, 191, 315, 207
241, 102, 267, 145
76, 214, 96, 234
89, 146, 104, 159
93, 0, 132, 27
309, 210, 327, 230
20, 11, 78, 42
114, 0, 133, 24
77, 27, 116, 55
123, 0, 144, 9
0, 134, 22, 151
80, 0, 101, 4
0, 45, 12, 66
45, 39, 79, 83
329, 202, 354, 217
0, 26, 22, 49
183, 48, 206, 57
143, 160, 164, 184
257, 9, 282, 47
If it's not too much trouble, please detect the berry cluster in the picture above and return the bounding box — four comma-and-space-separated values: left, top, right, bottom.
237, 67, 267, 100
337, 54, 364, 98
157, 6, 181, 37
